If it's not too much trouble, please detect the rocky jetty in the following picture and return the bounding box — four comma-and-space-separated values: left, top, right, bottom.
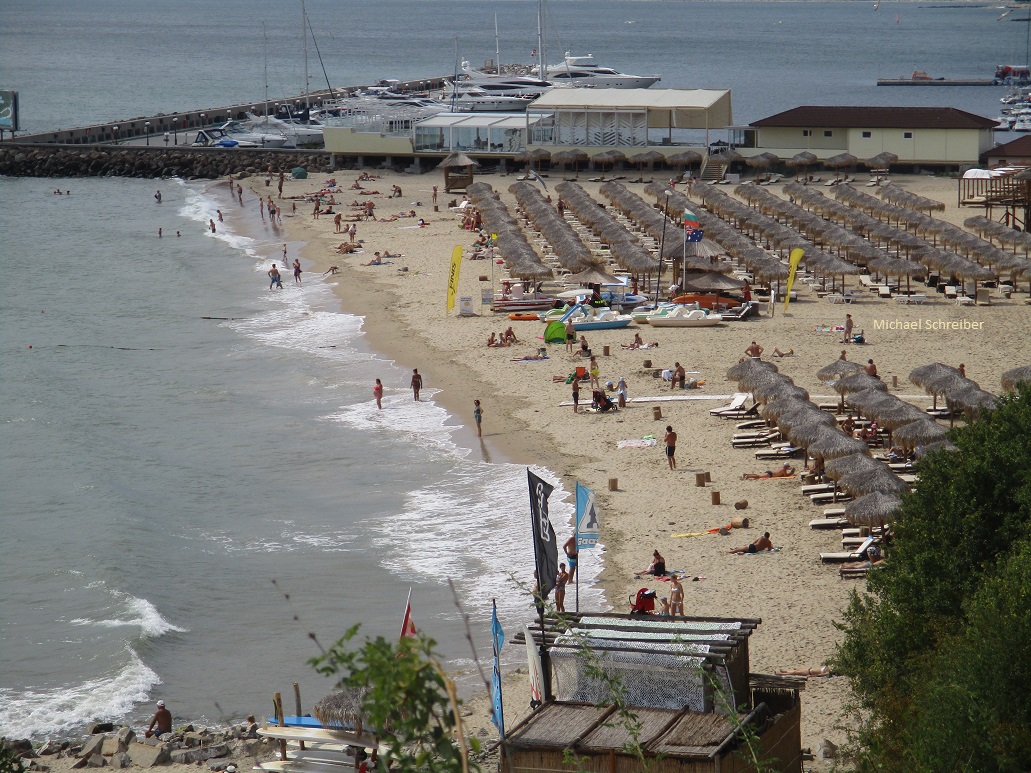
2, 721, 269, 771
0, 145, 335, 180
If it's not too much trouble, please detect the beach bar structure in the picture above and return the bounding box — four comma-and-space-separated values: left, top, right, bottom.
509, 612, 804, 772
525, 88, 733, 150
750, 106, 996, 169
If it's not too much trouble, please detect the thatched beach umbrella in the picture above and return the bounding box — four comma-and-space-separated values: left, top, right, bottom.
314, 688, 370, 735
864, 151, 899, 170
552, 149, 589, 179
787, 151, 818, 179
760, 396, 814, 422
727, 358, 777, 382
564, 265, 622, 285
834, 373, 889, 398
816, 358, 865, 382
845, 492, 902, 527
915, 440, 958, 459
752, 379, 810, 404
909, 363, 963, 409
823, 452, 881, 481
666, 150, 703, 171
783, 415, 838, 446
839, 469, 910, 497
826, 153, 858, 176
736, 367, 789, 394
892, 419, 947, 450
806, 428, 869, 460
681, 272, 745, 293
1001, 365, 1031, 392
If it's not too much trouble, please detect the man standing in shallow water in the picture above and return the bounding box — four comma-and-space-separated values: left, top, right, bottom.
411, 369, 423, 401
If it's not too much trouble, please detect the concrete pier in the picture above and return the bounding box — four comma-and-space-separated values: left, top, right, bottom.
2, 75, 450, 146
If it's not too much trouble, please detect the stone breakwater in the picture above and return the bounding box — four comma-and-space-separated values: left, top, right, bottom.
0, 145, 335, 180
3, 721, 274, 771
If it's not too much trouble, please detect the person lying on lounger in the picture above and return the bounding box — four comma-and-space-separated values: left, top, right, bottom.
775, 665, 833, 678
742, 463, 795, 480
728, 532, 774, 554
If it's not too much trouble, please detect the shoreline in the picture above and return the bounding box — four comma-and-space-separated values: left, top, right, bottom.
228, 167, 1025, 763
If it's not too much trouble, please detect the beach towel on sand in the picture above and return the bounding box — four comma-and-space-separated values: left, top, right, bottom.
617, 438, 658, 449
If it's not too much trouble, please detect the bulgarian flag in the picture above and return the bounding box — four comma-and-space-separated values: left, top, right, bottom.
683, 210, 699, 231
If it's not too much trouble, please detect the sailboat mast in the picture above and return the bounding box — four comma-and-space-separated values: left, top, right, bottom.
302, 0, 310, 112
494, 13, 501, 74
537, 0, 545, 78
262, 22, 269, 120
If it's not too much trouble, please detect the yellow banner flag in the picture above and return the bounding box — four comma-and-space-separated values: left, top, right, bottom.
784, 248, 805, 312
446, 245, 463, 313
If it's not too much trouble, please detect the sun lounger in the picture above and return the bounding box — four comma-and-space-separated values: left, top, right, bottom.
732, 432, 781, 448
956, 295, 975, 306
943, 285, 958, 300
823, 506, 847, 517
720, 304, 754, 321
877, 286, 893, 299
710, 393, 748, 416
811, 491, 852, 505
755, 445, 802, 460
839, 564, 874, 578
809, 517, 849, 529
821, 536, 874, 563
736, 419, 767, 430
801, 482, 835, 495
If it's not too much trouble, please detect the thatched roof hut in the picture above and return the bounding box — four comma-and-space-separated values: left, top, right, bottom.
313, 688, 370, 736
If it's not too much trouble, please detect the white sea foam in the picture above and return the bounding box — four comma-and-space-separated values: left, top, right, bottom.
0, 649, 159, 739
69, 592, 187, 638
177, 181, 259, 254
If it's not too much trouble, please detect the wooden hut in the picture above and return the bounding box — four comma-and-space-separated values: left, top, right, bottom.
439, 151, 478, 193
504, 687, 803, 772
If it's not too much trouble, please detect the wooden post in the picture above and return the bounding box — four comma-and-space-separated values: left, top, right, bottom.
293, 683, 302, 717
652, 406, 662, 420
695, 472, 706, 487
711, 490, 721, 506
603, 345, 610, 356
274, 693, 287, 761
891, 375, 898, 388
643, 359, 652, 368
704, 471, 711, 482
608, 477, 618, 491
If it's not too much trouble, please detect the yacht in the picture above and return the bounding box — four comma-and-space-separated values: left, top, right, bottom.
439, 82, 534, 112
543, 53, 660, 89
455, 62, 553, 98
218, 120, 289, 147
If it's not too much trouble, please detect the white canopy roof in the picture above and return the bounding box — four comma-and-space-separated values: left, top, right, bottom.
528, 88, 733, 129
416, 112, 544, 129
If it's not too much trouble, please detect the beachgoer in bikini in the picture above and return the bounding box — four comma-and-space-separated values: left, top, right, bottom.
373, 379, 383, 409
772, 348, 794, 357
555, 564, 569, 613
668, 574, 684, 616
644, 550, 666, 577
589, 357, 600, 390
486, 332, 497, 347
843, 314, 854, 344
776, 665, 833, 678
865, 359, 879, 378
728, 532, 774, 554
411, 369, 423, 401
473, 399, 483, 437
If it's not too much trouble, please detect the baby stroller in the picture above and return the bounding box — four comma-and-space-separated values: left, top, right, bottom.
629, 588, 657, 615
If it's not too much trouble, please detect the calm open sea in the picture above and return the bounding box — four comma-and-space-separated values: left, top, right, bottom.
0, 0, 1017, 740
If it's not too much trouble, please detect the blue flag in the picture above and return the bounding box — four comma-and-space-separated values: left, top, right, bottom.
687, 229, 705, 243
490, 604, 505, 737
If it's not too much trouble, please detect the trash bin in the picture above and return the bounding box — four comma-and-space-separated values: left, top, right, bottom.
458, 297, 474, 316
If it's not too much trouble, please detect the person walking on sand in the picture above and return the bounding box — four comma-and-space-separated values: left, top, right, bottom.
373, 378, 383, 409
411, 369, 423, 401
664, 425, 677, 470
571, 377, 580, 414
473, 399, 483, 437
334, 212, 342, 233
145, 700, 172, 739
268, 264, 283, 290
843, 313, 854, 344
293, 259, 302, 284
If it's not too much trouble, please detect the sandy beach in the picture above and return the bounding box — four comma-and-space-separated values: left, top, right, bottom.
225, 166, 1028, 764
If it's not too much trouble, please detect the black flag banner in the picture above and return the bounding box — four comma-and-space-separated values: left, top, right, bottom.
528, 469, 558, 599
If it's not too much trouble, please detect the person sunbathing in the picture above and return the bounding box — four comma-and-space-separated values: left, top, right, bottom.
336, 242, 361, 254
742, 463, 795, 480
364, 252, 384, 266
622, 332, 645, 349
776, 665, 833, 678
771, 348, 795, 358
640, 550, 666, 576
350, 181, 363, 190
359, 190, 381, 195
728, 532, 773, 554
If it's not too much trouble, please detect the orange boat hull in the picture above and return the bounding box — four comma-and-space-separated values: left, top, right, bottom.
671, 293, 738, 310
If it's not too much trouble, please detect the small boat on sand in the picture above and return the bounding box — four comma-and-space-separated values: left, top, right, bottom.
647, 307, 723, 328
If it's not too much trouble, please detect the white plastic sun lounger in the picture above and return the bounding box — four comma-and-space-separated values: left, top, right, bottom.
710, 393, 748, 416
821, 536, 874, 563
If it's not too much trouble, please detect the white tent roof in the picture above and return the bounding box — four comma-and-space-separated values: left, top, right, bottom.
528, 88, 733, 128
416, 112, 544, 129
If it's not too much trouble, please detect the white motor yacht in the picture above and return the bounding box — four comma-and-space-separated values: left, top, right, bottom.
543, 53, 660, 89
218, 120, 288, 148
440, 82, 533, 112
455, 62, 553, 98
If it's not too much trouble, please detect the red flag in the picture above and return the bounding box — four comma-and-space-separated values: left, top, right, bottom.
399, 589, 417, 641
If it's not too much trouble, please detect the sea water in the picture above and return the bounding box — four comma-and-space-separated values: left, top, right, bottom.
0, 0, 1016, 738
0, 176, 603, 738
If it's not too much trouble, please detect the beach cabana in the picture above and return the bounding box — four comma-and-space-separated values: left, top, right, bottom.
438, 151, 479, 193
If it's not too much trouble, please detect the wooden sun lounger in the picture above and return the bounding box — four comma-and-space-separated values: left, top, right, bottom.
716, 406, 760, 420
811, 491, 852, 505
710, 393, 748, 416
823, 506, 847, 517
736, 419, 767, 430
839, 565, 874, 578
821, 536, 874, 563
733, 434, 780, 448
809, 517, 849, 529
801, 482, 835, 495
755, 446, 802, 460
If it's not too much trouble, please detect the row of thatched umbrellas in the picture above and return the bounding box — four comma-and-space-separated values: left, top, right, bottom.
643, 183, 791, 282
552, 182, 660, 274
725, 359, 912, 525
466, 182, 553, 279
964, 214, 1031, 253
876, 183, 945, 216
508, 181, 595, 273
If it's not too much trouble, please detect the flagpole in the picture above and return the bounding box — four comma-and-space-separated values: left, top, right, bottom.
399, 587, 412, 642
491, 598, 505, 740
574, 514, 580, 614
655, 190, 671, 307
527, 471, 553, 703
